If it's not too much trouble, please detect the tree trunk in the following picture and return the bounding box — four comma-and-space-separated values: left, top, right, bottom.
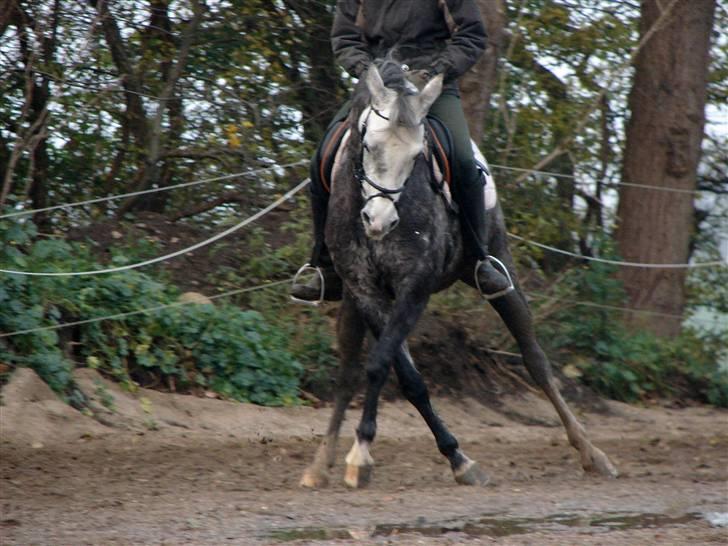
0, 1, 56, 223
101, 0, 202, 216
615, 0, 716, 337
280, 0, 341, 145
459, 0, 506, 144
0, 0, 17, 37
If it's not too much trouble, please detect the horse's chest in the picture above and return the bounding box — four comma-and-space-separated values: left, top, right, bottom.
334, 227, 443, 288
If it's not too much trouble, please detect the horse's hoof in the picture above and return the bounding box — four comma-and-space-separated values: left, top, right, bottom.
582, 447, 619, 479
454, 460, 490, 486
344, 464, 373, 488
300, 465, 330, 488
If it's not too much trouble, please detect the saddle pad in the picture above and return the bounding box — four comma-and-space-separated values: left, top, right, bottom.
329, 128, 351, 192
426, 115, 453, 190
473, 144, 498, 210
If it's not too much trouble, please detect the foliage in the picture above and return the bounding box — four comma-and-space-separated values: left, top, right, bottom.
209, 205, 338, 396
0, 218, 303, 406
1, 0, 725, 410
537, 252, 728, 407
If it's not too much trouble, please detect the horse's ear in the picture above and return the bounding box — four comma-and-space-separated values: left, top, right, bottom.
366, 65, 387, 104
417, 74, 444, 117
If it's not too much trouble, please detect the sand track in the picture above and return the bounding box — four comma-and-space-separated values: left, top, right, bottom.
1, 368, 727, 545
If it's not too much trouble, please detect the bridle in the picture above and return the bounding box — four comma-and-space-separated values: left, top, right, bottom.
355, 105, 427, 206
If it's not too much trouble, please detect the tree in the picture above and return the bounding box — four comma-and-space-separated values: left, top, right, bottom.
89, 0, 203, 215
615, 0, 717, 337
460, 0, 507, 144
0, 0, 60, 230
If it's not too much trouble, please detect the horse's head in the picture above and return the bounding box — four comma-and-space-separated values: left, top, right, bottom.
356, 62, 443, 240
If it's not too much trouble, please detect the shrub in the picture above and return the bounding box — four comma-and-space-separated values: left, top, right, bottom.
538, 253, 728, 406
0, 218, 303, 406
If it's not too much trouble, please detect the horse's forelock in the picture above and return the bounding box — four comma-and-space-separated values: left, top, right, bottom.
391, 95, 420, 129
374, 59, 421, 129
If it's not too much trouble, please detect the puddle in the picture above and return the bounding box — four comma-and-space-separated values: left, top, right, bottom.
268, 511, 706, 542
586, 513, 700, 530
705, 512, 728, 527
269, 528, 353, 542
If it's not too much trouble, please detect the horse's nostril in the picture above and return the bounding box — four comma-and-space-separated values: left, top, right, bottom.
389, 218, 399, 231
361, 210, 372, 225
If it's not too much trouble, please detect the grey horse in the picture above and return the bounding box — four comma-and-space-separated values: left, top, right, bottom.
300, 61, 617, 488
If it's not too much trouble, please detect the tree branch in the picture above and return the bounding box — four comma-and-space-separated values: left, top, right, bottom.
171, 190, 247, 221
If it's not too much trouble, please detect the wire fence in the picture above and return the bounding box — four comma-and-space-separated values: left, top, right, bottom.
1, 273, 723, 340
488, 164, 706, 195
507, 234, 726, 269
1, 173, 725, 339
0, 161, 307, 221
2, 156, 721, 224
2, 176, 724, 277
0, 279, 292, 339
0, 178, 310, 277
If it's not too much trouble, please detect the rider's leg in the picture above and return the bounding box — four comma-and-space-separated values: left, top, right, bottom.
428, 89, 512, 298
290, 156, 343, 302
291, 103, 352, 302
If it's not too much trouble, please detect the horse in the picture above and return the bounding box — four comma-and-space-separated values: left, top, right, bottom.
300, 61, 617, 489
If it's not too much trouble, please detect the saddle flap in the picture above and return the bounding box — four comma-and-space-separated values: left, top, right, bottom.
426, 115, 453, 190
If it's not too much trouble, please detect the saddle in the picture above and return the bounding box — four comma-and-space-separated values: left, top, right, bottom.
318, 116, 454, 194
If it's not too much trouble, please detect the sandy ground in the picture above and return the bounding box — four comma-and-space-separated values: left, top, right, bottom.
1, 368, 727, 545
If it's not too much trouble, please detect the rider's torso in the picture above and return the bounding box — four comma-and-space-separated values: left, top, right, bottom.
357, 0, 451, 72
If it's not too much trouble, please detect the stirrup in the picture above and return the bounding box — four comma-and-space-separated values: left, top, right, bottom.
475, 256, 515, 301
290, 263, 326, 306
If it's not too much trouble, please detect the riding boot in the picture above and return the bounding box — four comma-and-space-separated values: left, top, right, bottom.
457, 170, 513, 299
290, 157, 343, 302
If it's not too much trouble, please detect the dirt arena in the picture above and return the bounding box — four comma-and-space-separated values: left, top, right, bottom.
1, 368, 727, 545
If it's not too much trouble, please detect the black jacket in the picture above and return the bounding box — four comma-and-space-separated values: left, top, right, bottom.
331, 0, 486, 84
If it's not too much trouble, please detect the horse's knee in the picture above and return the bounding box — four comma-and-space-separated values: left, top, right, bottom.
364, 354, 390, 388
364, 365, 385, 385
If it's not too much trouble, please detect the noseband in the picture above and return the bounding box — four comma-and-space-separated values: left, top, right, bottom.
355, 106, 425, 206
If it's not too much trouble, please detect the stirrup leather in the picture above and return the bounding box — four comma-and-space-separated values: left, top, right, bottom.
474, 256, 515, 301
290, 263, 326, 306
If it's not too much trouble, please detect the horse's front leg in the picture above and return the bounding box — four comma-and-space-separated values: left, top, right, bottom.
300, 293, 366, 488
393, 342, 488, 486
344, 294, 427, 488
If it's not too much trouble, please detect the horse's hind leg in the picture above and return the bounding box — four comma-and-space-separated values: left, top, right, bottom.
393, 342, 488, 486
480, 238, 617, 477
300, 294, 365, 488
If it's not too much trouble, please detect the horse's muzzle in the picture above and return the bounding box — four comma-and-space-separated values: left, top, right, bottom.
362, 209, 399, 240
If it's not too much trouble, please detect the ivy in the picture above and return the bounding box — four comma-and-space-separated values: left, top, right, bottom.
0, 218, 303, 406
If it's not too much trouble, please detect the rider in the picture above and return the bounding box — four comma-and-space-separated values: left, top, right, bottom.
291, 0, 512, 302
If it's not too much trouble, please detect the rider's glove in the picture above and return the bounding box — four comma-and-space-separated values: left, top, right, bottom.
428, 60, 448, 80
